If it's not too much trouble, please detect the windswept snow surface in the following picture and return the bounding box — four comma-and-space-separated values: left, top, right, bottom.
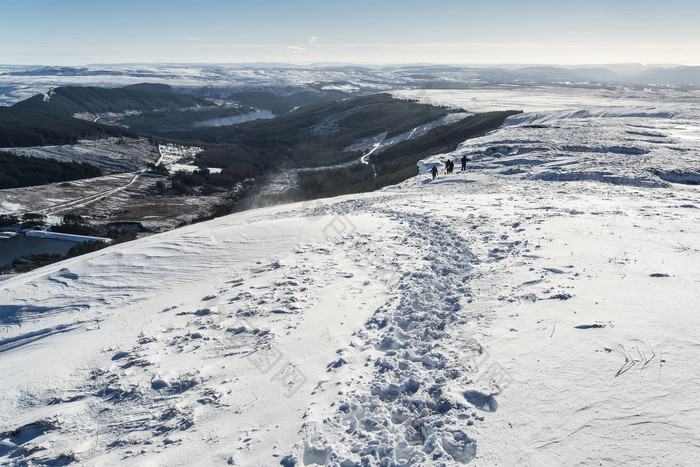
1, 87, 700, 466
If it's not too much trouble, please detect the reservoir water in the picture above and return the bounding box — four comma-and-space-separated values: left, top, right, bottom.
0, 235, 79, 266
193, 110, 275, 127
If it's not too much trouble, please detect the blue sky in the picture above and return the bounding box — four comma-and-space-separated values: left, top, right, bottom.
1, 0, 698, 65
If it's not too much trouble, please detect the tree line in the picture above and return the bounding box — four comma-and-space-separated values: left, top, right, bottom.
0, 150, 103, 189
0, 107, 126, 148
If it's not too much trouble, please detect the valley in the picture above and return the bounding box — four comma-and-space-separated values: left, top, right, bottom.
2, 66, 697, 277
1, 80, 698, 463
0, 78, 522, 274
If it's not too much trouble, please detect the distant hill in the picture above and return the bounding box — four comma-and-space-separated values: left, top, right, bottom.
0, 107, 126, 147
634, 66, 700, 87
514, 66, 622, 83
180, 93, 453, 170
178, 93, 519, 202
122, 83, 174, 93
12, 85, 213, 117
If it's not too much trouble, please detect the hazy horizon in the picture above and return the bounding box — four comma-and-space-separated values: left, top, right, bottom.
0, 62, 693, 69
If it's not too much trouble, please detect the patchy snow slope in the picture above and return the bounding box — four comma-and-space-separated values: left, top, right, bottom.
8, 138, 156, 175
1, 87, 700, 466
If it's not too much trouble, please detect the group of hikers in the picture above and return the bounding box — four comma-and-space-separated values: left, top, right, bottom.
430, 155, 468, 179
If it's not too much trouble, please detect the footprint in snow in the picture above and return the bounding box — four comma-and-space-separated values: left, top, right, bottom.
463, 390, 499, 412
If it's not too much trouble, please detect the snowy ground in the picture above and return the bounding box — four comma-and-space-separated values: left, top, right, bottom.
1, 87, 699, 466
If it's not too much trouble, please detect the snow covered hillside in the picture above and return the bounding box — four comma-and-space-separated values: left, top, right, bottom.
1, 87, 699, 466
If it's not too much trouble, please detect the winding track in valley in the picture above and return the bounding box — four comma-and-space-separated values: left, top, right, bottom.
38, 173, 141, 216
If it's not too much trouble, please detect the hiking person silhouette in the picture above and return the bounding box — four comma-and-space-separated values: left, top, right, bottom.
461, 155, 467, 171
431, 165, 438, 179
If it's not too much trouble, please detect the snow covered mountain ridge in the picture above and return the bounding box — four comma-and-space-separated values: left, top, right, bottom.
1, 86, 699, 465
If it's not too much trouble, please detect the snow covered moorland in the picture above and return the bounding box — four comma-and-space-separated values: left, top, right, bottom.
1, 86, 700, 465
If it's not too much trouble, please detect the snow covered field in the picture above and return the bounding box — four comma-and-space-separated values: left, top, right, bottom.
1, 87, 699, 465
402, 87, 700, 187
156, 144, 210, 174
